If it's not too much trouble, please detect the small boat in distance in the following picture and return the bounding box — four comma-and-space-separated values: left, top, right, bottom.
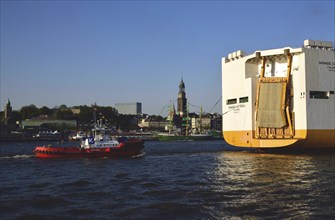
34, 114, 144, 159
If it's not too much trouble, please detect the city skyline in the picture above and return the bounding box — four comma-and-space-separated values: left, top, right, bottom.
1, 1, 334, 115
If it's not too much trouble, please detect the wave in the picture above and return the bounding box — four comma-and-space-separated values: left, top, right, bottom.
0, 154, 34, 159
132, 152, 146, 158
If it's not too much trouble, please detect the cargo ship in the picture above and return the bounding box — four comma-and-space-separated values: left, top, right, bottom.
221, 39, 334, 149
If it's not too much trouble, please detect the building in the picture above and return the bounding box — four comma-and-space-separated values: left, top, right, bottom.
4, 99, 12, 124
21, 119, 77, 130
1, 99, 19, 132
191, 117, 211, 131
177, 78, 187, 117
210, 114, 222, 131
115, 102, 142, 115
70, 108, 81, 114
138, 119, 170, 131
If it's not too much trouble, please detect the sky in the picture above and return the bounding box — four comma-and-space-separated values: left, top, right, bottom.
1, 1, 334, 115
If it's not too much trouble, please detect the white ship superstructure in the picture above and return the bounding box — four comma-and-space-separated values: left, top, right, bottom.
222, 40, 334, 149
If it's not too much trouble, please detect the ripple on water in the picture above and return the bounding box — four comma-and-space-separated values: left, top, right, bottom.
1, 141, 334, 219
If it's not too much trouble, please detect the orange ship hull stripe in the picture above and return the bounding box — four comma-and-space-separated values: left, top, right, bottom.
223, 129, 335, 149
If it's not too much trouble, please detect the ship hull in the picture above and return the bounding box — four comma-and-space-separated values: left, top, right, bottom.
223, 129, 335, 149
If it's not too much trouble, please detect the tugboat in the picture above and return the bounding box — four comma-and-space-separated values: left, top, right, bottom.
33, 112, 144, 159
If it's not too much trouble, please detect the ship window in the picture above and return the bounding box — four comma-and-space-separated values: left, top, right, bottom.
227, 98, 237, 105
239, 96, 249, 103
310, 91, 329, 99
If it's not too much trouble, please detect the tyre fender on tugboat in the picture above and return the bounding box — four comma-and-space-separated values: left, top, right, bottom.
117, 142, 125, 149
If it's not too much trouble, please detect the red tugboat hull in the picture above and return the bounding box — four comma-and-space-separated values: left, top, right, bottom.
33, 139, 144, 159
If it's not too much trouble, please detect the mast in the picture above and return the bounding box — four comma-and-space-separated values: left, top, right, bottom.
186, 103, 189, 136
199, 106, 203, 133
93, 103, 97, 127
184, 102, 190, 137
168, 100, 174, 134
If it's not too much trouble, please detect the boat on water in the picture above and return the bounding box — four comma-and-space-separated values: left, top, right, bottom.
222, 39, 335, 149
157, 132, 213, 141
34, 119, 144, 159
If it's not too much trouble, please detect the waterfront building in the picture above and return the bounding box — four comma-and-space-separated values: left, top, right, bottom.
191, 117, 211, 131
115, 102, 142, 115
210, 114, 222, 131
21, 120, 77, 131
138, 119, 170, 131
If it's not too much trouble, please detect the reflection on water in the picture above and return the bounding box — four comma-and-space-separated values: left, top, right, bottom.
209, 151, 335, 219
1, 141, 334, 219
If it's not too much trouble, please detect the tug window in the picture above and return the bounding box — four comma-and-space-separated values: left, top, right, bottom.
309, 91, 329, 99
227, 98, 237, 105
239, 96, 249, 103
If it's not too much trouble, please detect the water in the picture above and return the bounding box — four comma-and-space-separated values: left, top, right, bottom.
1, 140, 334, 219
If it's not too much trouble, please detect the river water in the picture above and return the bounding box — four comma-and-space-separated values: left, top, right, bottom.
1, 140, 334, 219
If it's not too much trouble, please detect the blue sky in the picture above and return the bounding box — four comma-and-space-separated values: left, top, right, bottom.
1, 1, 334, 115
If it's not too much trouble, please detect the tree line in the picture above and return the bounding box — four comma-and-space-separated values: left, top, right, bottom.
1, 104, 142, 131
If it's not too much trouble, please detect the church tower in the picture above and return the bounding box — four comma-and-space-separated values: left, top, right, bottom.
4, 99, 12, 124
177, 78, 187, 117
